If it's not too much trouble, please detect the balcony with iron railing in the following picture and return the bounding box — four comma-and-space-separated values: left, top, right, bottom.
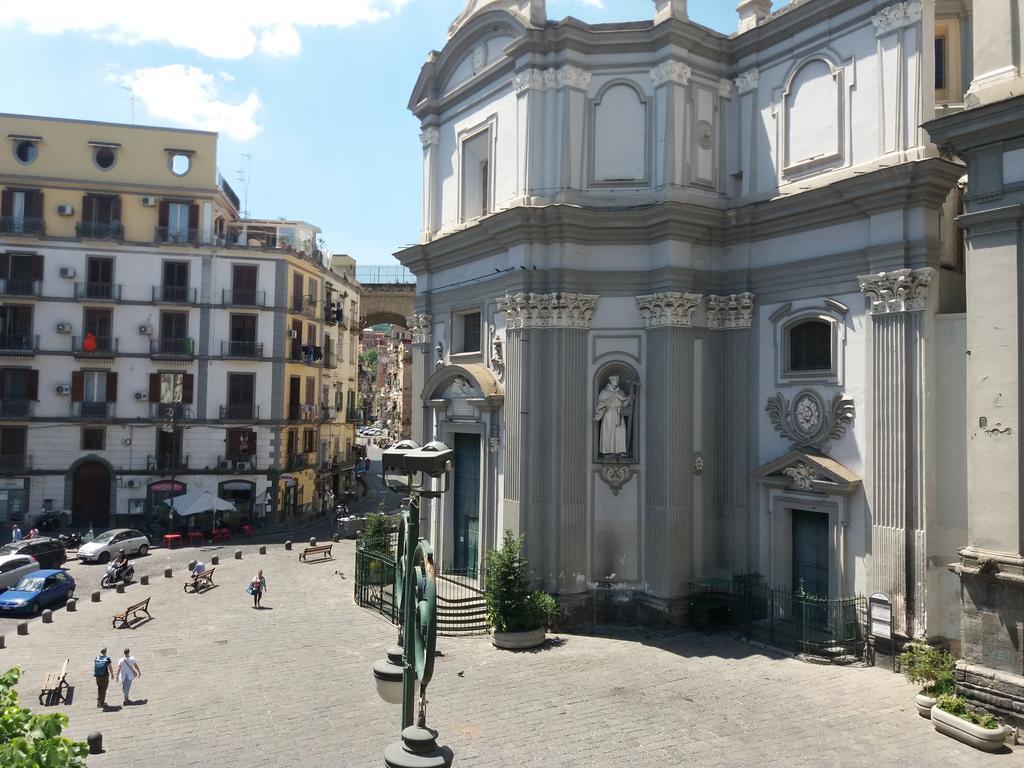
0, 401, 34, 419
221, 340, 263, 359
318, 405, 333, 422
147, 454, 190, 472
285, 452, 314, 470
288, 403, 319, 422
0, 217, 44, 236
219, 403, 260, 421
222, 288, 266, 307
149, 402, 194, 421
76, 221, 123, 240
152, 285, 197, 304
72, 401, 115, 419
0, 279, 41, 296
0, 334, 38, 356
0, 453, 31, 471
150, 337, 195, 359
301, 295, 322, 320
72, 336, 118, 357
217, 455, 258, 472
346, 408, 360, 423
155, 226, 198, 246
74, 282, 122, 301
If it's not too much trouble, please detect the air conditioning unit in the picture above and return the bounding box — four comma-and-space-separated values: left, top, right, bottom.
138, 324, 152, 335
55, 322, 72, 334
235, 459, 252, 472
140, 196, 157, 207
134, 392, 147, 401
55, 384, 71, 396
288, 330, 298, 339
125, 479, 138, 488
56, 204, 74, 216
59, 267, 76, 279
218, 459, 233, 470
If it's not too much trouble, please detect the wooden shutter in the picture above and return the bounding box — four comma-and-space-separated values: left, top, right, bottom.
188, 203, 199, 238
26, 370, 38, 401
226, 429, 242, 459
182, 373, 194, 404
0, 253, 8, 279
111, 196, 122, 222
71, 371, 84, 402
105, 372, 118, 402
158, 201, 169, 228
82, 195, 96, 223
244, 430, 256, 455
28, 191, 43, 220
0, 190, 12, 218
31, 255, 43, 281
148, 373, 161, 403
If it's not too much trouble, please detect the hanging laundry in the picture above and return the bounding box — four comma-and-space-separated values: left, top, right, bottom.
313, 346, 323, 361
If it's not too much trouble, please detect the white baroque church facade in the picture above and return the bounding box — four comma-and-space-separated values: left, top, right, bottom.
397, 0, 995, 688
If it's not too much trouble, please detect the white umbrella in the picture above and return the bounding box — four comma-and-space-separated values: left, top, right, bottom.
163, 491, 236, 517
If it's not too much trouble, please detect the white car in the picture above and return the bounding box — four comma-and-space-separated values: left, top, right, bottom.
77, 528, 150, 563
0, 554, 40, 591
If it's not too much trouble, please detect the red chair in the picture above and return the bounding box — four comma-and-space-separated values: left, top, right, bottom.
163, 534, 182, 550
242, 525, 254, 538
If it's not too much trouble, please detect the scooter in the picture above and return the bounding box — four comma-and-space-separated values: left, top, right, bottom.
58, 532, 83, 549
100, 560, 135, 588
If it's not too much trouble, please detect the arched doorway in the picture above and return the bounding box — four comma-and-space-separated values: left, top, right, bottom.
72, 462, 111, 527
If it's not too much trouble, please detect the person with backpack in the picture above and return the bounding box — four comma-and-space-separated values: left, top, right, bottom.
248, 570, 267, 608
93, 647, 113, 708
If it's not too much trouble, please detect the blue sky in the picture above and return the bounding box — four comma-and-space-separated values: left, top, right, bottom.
0, 1, 782, 265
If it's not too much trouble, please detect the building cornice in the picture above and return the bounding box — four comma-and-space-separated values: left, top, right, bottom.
924, 94, 1024, 157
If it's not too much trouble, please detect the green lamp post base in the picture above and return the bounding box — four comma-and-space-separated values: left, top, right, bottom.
384, 726, 449, 768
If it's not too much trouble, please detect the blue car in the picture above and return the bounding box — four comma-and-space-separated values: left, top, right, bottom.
0, 569, 76, 616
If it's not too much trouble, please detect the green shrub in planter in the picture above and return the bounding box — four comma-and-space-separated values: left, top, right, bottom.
486, 530, 557, 633
898, 641, 956, 696
935, 694, 1000, 730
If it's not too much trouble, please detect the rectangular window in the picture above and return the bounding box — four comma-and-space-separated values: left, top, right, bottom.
80, 194, 121, 239
0, 253, 43, 295
81, 427, 105, 451
461, 312, 481, 353
292, 273, 304, 312
226, 373, 255, 419
160, 311, 188, 346
0, 305, 33, 350
305, 377, 315, 406
160, 372, 183, 403
86, 257, 114, 299
0, 426, 27, 469
156, 427, 183, 469
231, 264, 258, 305
162, 261, 189, 302
83, 371, 107, 403
286, 429, 297, 456
303, 428, 315, 454
230, 314, 257, 343
167, 203, 190, 243
935, 36, 947, 91
83, 307, 113, 352
461, 129, 491, 221
0, 190, 43, 234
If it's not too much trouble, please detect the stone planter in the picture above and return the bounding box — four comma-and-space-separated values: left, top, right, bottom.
932, 706, 1006, 752
915, 693, 937, 719
491, 628, 545, 650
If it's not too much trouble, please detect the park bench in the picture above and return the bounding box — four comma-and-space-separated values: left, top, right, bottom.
112, 596, 152, 629
183, 567, 216, 593
299, 543, 333, 563
39, 658, 70, 705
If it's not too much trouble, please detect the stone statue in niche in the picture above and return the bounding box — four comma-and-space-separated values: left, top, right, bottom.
594, 374, 638, 460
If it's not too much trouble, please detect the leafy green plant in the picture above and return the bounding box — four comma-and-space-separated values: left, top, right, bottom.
935, 694, 1001, 730
359, 507, 391, 557
0, 667, 89, 767
485, 530, 558, 633
898, 641, 956, 696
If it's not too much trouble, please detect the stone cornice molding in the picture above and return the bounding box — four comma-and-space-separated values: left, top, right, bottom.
705, 293, 755, 329
858, 268, 933, 314
419, 127, 440, 148
513, 65, 592, 93
636, 292, 702, 328
871, 1, 922, 37
735, 68, 759, 94
407, 314, 433, 345
650, 60, 691, 87
497, 291, 598, 330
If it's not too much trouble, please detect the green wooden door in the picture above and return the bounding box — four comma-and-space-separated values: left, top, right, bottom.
453, 433, 480, 571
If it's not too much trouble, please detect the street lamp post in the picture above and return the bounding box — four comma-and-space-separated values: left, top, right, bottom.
372, 440, 452, 768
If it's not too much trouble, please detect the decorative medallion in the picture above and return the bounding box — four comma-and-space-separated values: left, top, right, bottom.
697, 120, 714, 150
692, 452, 705, 476
598, 465, 636, 496
766, 390, 855, 454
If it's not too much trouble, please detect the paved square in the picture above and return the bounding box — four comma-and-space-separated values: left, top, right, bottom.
4, 539, 1013, 767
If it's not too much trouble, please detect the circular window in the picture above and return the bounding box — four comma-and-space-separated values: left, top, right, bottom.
13, 141, 37, 165
93, 147, 117, 171
169, 153, 191, 176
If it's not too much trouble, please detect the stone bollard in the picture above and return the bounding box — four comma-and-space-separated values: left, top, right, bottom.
116, 583, 125, 594
259, 545, 266, 555
211, 556, 219, 566
188, 560, 197, 572
164, 568, 173, 578
41, 609, 52, 624
285, 540, 292, 551
91, 591, 101, 603
309, 537, 317, 547
234, 549, 242, 560
140, 575, 149, 586
87, 732, 104, 755
17, 622, 27, 636
0, 634, 6, 649
66, 598, 77, 612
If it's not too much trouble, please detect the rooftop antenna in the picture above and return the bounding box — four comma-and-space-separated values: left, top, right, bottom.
118, 84, 135, 124
236, 153, 253, 217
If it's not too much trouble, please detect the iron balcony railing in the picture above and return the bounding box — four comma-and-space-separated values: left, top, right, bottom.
155, 226, 198, 245
219, 403, 259, 421
217, 455, 258, 472
0, 279, 41, 296
76, 221, 123, 240
301, 296, 322, 319
72, 336, 118, 357
73, 401, 115, 419
74, 282, 122, 301
346, 408, 360, 423
150, 337, 195, 358
0, 400, 34, 419
0, 334, 38, 354
147, 454, 190, 472
318, 405, 333, 422
0, 217, 44, 236
152, 285, 197, 303
221, 340, 262, 358
222, 289, 265, 307
286, 452, 311, 470
0, 453, 31, 470
149, 402, 193, 421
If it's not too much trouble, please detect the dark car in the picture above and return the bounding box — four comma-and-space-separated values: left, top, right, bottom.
0, 569, 76, 615
0, 538, 66, 570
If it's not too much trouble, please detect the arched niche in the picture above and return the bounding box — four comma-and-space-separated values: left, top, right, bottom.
593, 361, 640, 464
590, 81, 649, 185
783, 56, 843, 174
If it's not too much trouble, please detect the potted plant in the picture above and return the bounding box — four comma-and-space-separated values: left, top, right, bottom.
898, 641, 955, 718
932, 694, 1006, 752
485, 530, 558, 650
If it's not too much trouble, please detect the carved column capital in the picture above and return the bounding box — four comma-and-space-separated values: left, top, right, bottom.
735, 68, 759, 94
650, 60, 691, 87
497, 292, 598, 330
419, 127, 440, 148
871, 1, 922, 36
858, 268, 933, 314
406, 314, 432, 346
705, 293, 755, 329
718, 78, 734, 99
514, 66, 591, 93
636, 292, 703, 328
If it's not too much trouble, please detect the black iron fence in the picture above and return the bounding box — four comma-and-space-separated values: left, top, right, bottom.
354, 534, 398, 624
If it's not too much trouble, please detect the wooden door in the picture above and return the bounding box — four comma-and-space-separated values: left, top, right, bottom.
72, 462, 111, 527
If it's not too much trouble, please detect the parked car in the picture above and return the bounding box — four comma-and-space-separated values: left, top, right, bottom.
0, 537, 66, 570
0, 569, 76, 615
0, 554, 40, 591
76, 528, 150, 563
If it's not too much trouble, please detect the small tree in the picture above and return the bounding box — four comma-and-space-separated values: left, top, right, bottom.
898, 641, 956, 696
485, 530, 557, 633
0, 667, 89, 767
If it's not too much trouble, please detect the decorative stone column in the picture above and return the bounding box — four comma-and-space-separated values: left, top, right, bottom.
734, 68, 759, 196
407, 313, 432, 444
419, 127, 440, 241
650, 61, 691, 188
859, 268, 933, 637
496, 292, 597, 592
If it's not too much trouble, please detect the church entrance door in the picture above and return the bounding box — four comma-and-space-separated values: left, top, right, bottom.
453, 433, 480, 571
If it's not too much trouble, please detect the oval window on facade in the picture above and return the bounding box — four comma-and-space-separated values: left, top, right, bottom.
169, 153, 191, 176
93, 146, 117, 171
14, 141, 38, 165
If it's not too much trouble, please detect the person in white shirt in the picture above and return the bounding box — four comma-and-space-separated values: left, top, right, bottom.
116, 648, 141, 705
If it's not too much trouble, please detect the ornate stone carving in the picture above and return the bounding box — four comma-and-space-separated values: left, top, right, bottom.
650, 60, 691, 87
697, 120, 714, 149
766, 390, 855, 454
447, 377, 474, 398
489, 324, 505, 380
497, 292, 598, 330
735, 68, 759, 94
871, 1, 922, 36
782, 462, 818, 491
598, 464, 635, 496
419, 127, 440, 148
434, 342, 446, 370
705, 293, 755, 329
718, 78, 734, 99
407, 314, 432, 346
635, 292, 702, 328
557, 65, 592, 90
471, 44, 487, 74
513, 69, 546, 93
692, 452, 705, 475
858, 268, 933, 314
513, 66, 591, 93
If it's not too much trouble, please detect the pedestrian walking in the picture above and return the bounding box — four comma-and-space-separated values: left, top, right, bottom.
116, 648, 141, 705
248, 569, 267, 608
11, 523, 21, 542
93, 647, 113, 708
26, 526, 39, 539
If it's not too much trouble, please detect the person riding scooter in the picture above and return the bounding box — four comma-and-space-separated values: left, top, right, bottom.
111, 549, 130, 581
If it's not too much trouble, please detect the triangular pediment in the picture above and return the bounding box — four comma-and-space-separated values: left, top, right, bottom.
753, 450, 861, 495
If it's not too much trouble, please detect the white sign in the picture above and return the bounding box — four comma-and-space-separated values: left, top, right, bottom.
869, 592, 892, 640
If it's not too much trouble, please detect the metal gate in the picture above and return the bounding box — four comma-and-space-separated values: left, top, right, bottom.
354, 535, 397, 624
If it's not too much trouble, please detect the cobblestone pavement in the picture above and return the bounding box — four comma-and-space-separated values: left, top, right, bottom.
5, 538, 1014, 767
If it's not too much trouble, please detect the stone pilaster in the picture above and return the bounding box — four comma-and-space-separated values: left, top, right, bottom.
407, 313, 432, 442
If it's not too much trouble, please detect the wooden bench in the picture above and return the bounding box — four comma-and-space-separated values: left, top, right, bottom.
39, 658, 70, 705
183, 567, 216, 593
299, 544, 333, 562
112, 596, 152, 629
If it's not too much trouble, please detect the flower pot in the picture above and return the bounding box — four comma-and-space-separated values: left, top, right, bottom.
932, 706, 1006, 752
491, 628, 545, 650
915, 693, 937, 719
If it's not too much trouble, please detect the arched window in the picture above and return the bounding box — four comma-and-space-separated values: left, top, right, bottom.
788, 320, 832, 372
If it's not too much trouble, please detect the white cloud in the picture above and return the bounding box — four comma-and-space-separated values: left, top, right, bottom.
119, 65, 262, 141
578, 0, 604, 6
0, 0, 412, 59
